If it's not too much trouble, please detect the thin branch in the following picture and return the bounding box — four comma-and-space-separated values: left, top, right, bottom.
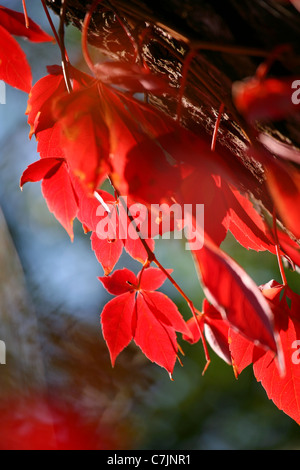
41, 0, 62, 49
211, 102, 225, 152
22, 0, 29, 28
59, 0, 73, 93
273, 208, 288, 287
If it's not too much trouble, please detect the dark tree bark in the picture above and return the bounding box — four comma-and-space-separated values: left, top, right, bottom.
46, 0, 300, 226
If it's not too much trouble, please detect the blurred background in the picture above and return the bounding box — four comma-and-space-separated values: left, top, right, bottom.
0, 0, 300, 450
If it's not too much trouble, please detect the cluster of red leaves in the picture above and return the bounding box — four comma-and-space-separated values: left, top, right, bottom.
0, 5, 52, 92
2, 3, 300, 424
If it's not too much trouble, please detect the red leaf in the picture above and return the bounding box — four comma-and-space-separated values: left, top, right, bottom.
230, 282, 300, 424
265, 159, 300, 239
229, 280, 283, 377
0, 25, 32, 92
92, 235, 124, 276
99, 86, 181, 205
20, 157, 78, 240
254, 320, 300, 425
184, 299, 231, 364
89, 195, 124, 275
117, 198, 155, 264
99, 268, 191, 374
277, 230, 300, 270
180, 171, 229, 247
27, 66, 95, 164
134, 294, 178, 374
77, 188, 155, 272
99, 268, 137, 295
41, 163, 79, 241
142, 291, 191, 337
192, 238, 278, 354
76, 187, 116, 233
233, 76, 300, 122
203, 300, 232, 365
20, 157, 65, 187
139, 268, 172, 292
229, 329, 261, 377
123, 236, 155, 265
101, 292, 136, 366
36, 124, 65, 159
53, 85, 110, 191
223, 184, 275, 252
0, 6, 53, 43
26, 71, 66, 139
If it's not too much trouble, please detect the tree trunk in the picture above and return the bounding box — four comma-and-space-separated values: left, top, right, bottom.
46, 0, 300, 221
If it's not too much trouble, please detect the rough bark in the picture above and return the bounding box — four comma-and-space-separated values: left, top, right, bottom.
46, 0, 300, 215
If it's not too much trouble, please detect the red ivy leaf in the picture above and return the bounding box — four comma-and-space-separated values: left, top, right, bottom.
26, 71, 66, 139
41, 163, 79, 241
184, 299, 232, 365
223, 184, 275, 252
75, 187, 155, 275
99, 268, 191, 374
0, 24, 32, 92
20, 157, 65, 186
98, 86, 181, 205
100, 268, 138, 295
91, 235, 124, 276
0, 6, 53, 92
192, 237, 278, 354
133, 294, 179, 373
230, 281, 300, 424
101, 292, 136, 365
266, 159, 300, 239
139, 268, 172, 291
20, 158, 78, 241
233, 76, 300, 122
0, 6, 53, 43
53, 84, 110, 191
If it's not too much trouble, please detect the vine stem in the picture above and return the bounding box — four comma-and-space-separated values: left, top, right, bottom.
211, 102, 225, 152
273, 208, 288, 287
81, 0, 104, 74
22, 0, 29, 28
41, 0, 72, 93
59, 0, 72, 93
256, 44, 292, 81
41, 0, 62, 47
114, 187, 211, 374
